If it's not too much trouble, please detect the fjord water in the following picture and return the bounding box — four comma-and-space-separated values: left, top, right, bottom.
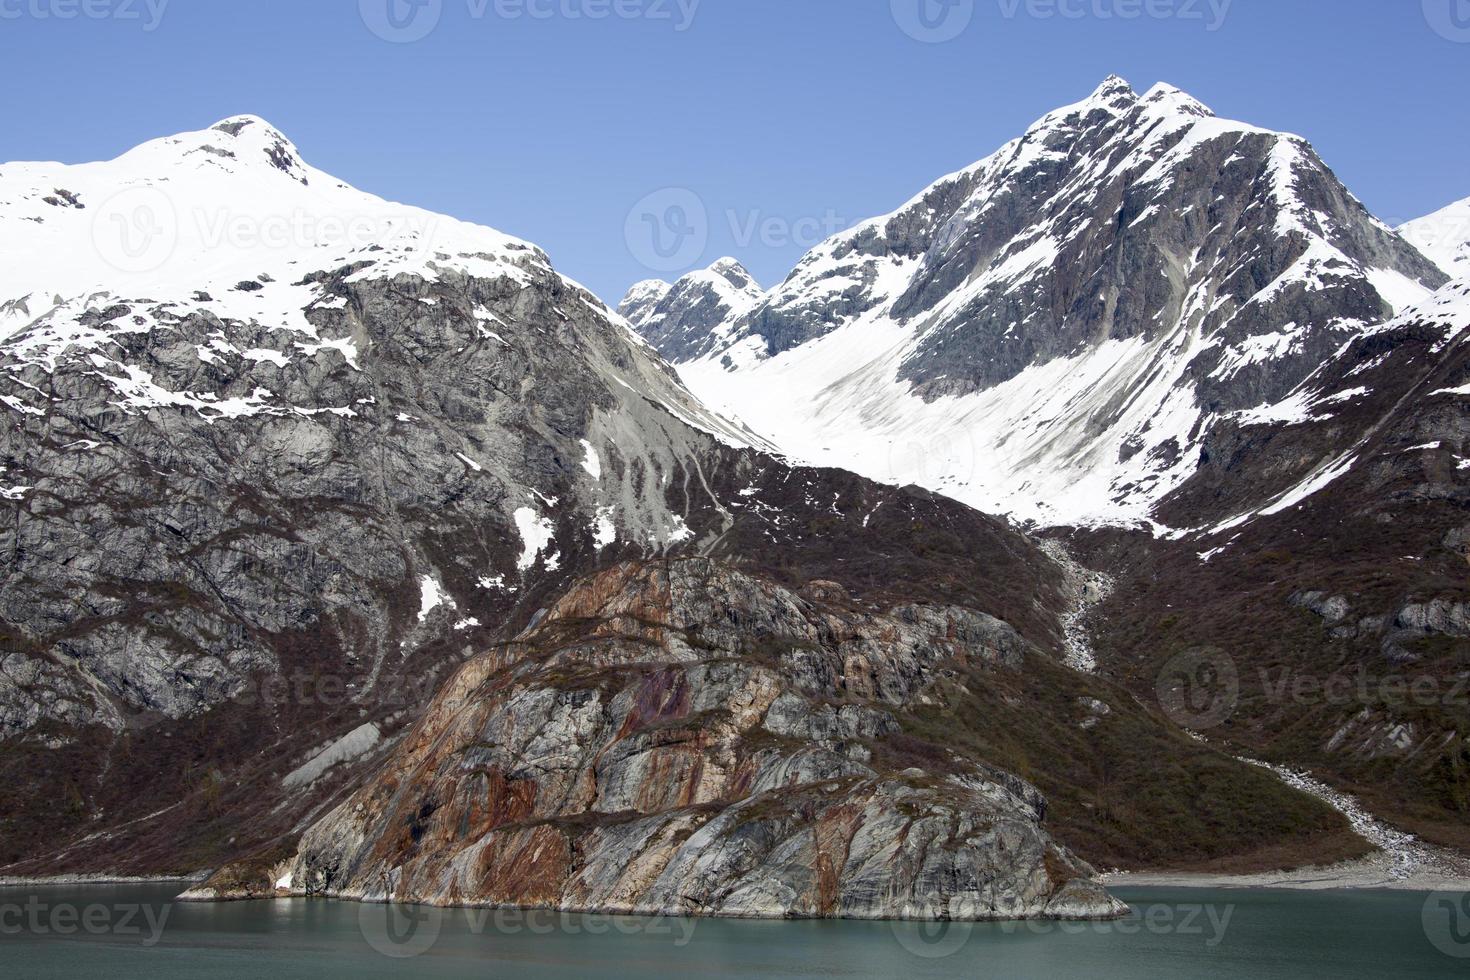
1, 884, 1464, 979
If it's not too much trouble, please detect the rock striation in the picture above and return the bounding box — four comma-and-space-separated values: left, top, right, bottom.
204, 559, 1124, 920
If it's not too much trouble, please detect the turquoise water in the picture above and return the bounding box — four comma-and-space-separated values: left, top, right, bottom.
1, 884, 1467, 978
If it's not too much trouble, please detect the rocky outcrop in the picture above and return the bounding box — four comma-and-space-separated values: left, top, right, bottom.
232, 559, 1123, 921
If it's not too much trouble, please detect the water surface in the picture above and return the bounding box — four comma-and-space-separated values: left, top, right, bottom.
2, 884, 1466, 978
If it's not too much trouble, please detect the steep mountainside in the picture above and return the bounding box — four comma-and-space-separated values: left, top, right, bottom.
1079, 278, 1470, 852
652, 77, 1446, 526
1402, 196, 1470, 278
0, 116, 1361, 902
618, 258, 764, 363
0, 115, 774, 873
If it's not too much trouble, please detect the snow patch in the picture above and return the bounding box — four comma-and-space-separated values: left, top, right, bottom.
417, 575, 451, 623
282, 723, 382, 789
514, 507, 556, 571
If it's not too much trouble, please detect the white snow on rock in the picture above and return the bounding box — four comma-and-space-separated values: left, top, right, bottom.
592, 506, 617, 549
1401, 196, 1470, 278
417, 575, 451, 623
513, 507, 556, 571
282, 722, 382, 789
579, 439, 601, 481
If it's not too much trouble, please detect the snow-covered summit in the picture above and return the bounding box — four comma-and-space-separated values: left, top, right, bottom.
617, 256, 765, 362
618, 278, 673, 326
666, 76, 1446, 528
0, 115, 550, 341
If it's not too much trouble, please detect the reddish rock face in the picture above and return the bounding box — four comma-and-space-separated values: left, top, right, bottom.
213, 558, 1122, 921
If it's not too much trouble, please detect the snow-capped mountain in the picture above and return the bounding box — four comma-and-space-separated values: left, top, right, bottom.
617, 256, 764, 362
654, 77, 1446, 527
0, 115, 778, 860
2, 116, 1181, 909
1401, 196, 1470, 278
4, 108, 1460, 895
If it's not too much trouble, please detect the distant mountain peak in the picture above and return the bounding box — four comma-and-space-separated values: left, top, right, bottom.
617, 257, 765, 360
707, 256, 759, 287
1089, 73, 1136, 101
659, 79, 1446, 528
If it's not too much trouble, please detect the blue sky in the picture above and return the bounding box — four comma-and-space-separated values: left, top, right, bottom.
2, 0, 1467, 302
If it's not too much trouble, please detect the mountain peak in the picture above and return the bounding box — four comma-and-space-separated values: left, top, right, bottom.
1089, 74, 1137, 102
201, 114, 310, 184
664, 78, 1445, 528
618, 257, 765, 357
1140, 81, 1215, 119
705, 256, 759, 289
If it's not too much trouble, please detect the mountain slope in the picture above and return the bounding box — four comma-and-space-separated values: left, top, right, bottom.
1402, 196, 1470, 278
654, 77, 1446, 527
1078, 277, 1470, 852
